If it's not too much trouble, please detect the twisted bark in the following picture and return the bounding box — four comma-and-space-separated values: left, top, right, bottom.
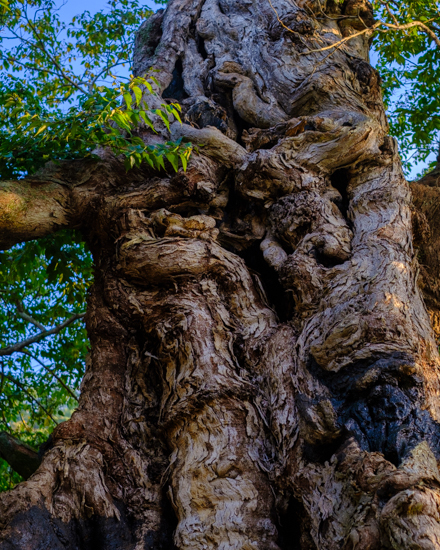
1, 0, 440, 548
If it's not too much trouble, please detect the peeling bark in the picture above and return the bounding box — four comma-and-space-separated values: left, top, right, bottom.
2, 0, 440, 548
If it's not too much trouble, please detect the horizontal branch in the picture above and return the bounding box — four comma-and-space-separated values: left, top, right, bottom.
0, 313, 85, 357
381, 20, 440, 49
0, 178, 71, 251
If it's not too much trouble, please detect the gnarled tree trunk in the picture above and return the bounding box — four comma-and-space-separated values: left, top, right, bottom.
2, 0, 440, 548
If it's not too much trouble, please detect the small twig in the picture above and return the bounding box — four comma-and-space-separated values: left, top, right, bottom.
3, 55, 81, 88
266, 0, 313, 52
15, 301, 46, 331
21, 351, 79, 402
89, 60, 126, 91
0, 313, 85, 357
300, 19, 440, 55
23, 13, 89, 95
379, 0, 399, 26
267, 0, 297, 34
1, 372, 58, 425
300, 21, 380, 54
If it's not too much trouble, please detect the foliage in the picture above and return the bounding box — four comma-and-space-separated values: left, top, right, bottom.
0, 463, 22, 492
0, 0, 190, 177
0, 230, 92, 488
1, 75, 189, 175
372, 0, 440, 174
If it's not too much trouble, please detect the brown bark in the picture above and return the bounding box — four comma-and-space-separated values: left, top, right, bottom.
2, 0, 440, 548
0, 433, 40, 480
411, 165, 440, 347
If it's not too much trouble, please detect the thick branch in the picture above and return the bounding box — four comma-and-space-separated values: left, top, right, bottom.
0, 157, 113, 249
0, 178, 70, 250
0, 432, 41, 480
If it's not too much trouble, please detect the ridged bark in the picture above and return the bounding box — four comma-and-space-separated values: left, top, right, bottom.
1, 0, 440, 548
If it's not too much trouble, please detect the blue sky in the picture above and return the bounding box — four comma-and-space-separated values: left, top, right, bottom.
58, 0, 157, 19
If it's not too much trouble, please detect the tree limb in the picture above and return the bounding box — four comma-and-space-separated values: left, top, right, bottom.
0, 178, 71, 250
0, 431, 41, 480
0, 313, 85, 357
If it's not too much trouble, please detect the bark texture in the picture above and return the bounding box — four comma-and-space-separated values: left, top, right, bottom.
2, 0, 440, 548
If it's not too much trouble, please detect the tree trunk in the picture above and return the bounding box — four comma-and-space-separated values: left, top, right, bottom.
2, 0, 440, 548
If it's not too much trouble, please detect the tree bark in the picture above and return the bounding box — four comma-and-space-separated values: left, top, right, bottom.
2, 0, 440, 548
0, 433, 40, 481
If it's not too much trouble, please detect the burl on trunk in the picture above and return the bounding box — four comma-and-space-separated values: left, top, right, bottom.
2, 0, 440, 548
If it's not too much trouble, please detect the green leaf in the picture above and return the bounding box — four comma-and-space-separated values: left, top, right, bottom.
155, 154, 166, 171
123, 92, 132, 109
34, 124, 48, 137
125, 155, 136, 170
140, 111, 156, 132
166, 152, 179, 172
142, 153, 154, 168
155, 109, 171, 132
180, 152, 188, 171
111, 111, 132, 132
132, 85, 142, 106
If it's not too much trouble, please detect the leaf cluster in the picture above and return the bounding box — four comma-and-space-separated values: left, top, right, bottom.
373, 0, 440, 173
1, 74, 191, 176
0, 0, 190, 177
